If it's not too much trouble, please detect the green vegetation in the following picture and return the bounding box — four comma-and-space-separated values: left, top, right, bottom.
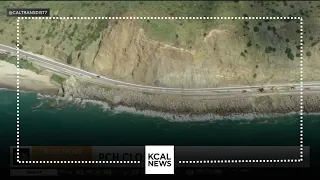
265, 46, 276, 53
285, 47, 291, 54
51, 74, 66, 84
154, 80, 160, 86
68, 24, 79, 40
253, 73, 257, 78
306, 51, 312, 57
267, 26, 272, 31
142, 91, 154, 96
285, 47, 294, 60
0, 0, 318, 71
0, 53, 42, 73
67, 53, 73, 64
74, 19, 108, 52
287, 53, 294, 60
45, 24, 56, 38
311, 40, 319, 47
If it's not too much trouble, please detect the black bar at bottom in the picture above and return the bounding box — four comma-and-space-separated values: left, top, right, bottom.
8, 167, 314, 176
176, 146, 309, 167
10, 146, 310, 168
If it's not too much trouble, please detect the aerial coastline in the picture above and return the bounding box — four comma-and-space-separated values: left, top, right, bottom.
1, 60, 320, 121
1, 0, 320, 120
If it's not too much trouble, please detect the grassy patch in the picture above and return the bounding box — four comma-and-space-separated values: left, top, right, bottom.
311, 40, 319, 47
265, 46, 276, 53
142, 20, 178, 44
67, 53, 73, 64
142, 91, 154, 96
74, 19, 108, 51
306, 51, 312, 57
51, 74, 66, 84
0, 53, 42, 73
285, 47, 294, 60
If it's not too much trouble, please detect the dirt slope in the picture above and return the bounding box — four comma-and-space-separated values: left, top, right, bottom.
1, 1, 320, 88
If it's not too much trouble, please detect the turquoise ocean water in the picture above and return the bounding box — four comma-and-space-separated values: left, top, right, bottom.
1, 89, 320, 166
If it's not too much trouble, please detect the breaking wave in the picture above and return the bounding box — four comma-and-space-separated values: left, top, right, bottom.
36, 93, 301, 122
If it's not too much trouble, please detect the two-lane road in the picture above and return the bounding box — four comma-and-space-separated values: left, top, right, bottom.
1, 44, 319, 95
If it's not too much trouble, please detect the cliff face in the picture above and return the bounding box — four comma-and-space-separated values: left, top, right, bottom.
90, 19, 319, 88
11, 18, 320, 88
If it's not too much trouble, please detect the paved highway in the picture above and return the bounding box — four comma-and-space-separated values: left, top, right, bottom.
1, 44, 319, 95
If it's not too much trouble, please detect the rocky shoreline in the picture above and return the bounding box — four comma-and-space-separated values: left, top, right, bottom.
52, 76, 320, 118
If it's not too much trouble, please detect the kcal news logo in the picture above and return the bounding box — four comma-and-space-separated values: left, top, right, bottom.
145, 145, 175, 174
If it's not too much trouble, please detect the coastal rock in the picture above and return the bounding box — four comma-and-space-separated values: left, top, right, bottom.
113, 95, 122, 104
61, 75, 78, 99
59, 76, 320, 117
58, 87, 64, 96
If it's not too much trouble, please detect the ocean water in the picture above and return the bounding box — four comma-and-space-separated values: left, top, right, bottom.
1, 89, 320, 166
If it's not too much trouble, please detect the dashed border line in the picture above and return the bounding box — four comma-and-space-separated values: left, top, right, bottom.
18, 16, 302, 20
299, 18, 304, 161
16, 18, 20, 162
180, 159, 301, 164
17, 160, 140, 164
16, 16, 303, 164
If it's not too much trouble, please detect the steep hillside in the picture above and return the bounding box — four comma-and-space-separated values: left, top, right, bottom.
1, 1, 320, 88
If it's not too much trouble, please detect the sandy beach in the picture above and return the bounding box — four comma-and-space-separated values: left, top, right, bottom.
0, 60, 60, 95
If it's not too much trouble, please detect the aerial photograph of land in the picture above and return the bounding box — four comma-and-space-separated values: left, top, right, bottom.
2, 2, 320, 175
0, 1, 320, 120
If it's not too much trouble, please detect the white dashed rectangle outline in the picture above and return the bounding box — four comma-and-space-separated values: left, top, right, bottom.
16, 16, 303, 164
